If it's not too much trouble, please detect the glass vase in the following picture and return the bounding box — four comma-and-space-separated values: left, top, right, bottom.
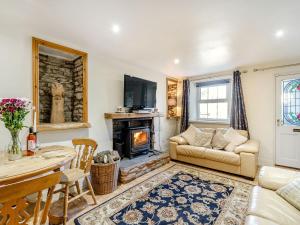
7, 130, 23, 161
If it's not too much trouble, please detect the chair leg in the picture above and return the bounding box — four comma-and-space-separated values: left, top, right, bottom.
63, 184, 69, 225
75, 181, 81, 194
41, 186, 55, 225
85, 176, 97, 205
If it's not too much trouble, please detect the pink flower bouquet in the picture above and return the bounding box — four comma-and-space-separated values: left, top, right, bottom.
0, 98, 31, 160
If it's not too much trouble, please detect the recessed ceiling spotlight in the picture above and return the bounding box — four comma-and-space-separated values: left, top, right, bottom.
275, 29, 284, 38
112, 24, 120, 33
174, 58, 180, 64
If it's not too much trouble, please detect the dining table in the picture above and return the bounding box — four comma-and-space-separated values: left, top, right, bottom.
0, 145, 77, 185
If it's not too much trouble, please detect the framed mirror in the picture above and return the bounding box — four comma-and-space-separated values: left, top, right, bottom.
32, 37, 90, 131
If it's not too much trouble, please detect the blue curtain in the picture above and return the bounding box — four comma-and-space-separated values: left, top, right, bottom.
230, 71, 249, 131
180, 79, 190, 132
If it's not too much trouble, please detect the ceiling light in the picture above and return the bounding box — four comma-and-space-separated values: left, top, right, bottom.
112, 24, 120, 33
275, 29, 284, 38
174, 58, 180, 64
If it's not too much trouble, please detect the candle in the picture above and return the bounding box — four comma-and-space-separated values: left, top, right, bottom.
33, 109, 37, 133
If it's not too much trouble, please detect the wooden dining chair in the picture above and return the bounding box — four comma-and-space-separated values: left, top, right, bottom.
55, 138, 98, 224
0, 172, 61, 225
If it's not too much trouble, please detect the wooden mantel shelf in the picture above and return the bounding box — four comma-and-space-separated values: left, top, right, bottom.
104, 112, 163, 119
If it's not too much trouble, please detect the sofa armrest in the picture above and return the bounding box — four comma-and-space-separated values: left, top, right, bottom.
234, 140, 259, 154
258, 166, 300, 191
240, 152, 258, 178
169, 141, 178, 160
169, 135, 188, 145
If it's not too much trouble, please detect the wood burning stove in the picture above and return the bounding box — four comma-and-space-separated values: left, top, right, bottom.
125, 126, 150, 158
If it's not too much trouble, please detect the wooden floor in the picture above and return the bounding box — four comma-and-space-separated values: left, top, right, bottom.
67, 161, 259, 224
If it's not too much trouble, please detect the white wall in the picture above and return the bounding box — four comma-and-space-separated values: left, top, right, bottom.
0, 32, 177, 152
242, 64, 300, 166
190, 63, 300, 166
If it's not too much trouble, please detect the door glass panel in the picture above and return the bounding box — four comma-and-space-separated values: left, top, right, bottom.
282, 79, 300, 126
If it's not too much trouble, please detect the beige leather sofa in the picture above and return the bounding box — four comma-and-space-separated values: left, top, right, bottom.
169, 128, 259, 178
246, 166, 300, 225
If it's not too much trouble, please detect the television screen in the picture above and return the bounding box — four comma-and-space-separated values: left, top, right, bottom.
124, 75, 157, 109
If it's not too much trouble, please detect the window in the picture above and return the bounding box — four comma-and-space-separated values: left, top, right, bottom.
195, 79, 231, 122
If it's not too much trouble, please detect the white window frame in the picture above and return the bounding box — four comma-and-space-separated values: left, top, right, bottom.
195, 78, 232, 124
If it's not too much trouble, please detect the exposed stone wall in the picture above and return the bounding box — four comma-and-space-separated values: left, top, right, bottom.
39, 54, 83, 123
73, 57, 83, 122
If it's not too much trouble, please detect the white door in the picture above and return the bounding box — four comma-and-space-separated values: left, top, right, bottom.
276, 74, 300, 169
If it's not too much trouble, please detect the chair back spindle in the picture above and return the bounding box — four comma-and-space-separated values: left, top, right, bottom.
71, 139, 98, 173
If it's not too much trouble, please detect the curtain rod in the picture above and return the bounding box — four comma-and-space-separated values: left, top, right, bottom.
253, 62, 300, 72
188, 69, 248, 81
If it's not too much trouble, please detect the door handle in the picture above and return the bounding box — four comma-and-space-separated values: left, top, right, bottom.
276, 119, 283, 126
293, 128, 300, 132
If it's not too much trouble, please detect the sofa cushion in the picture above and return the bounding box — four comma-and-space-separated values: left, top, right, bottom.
276, 178, 300, 211
248, 186, 300, 225
211, 131, 229, 150
181, 125, 199, 145
245, 215, 280, 225
205, 148, 240, 165
169, 135, 188, 145
177, 145, 207, 158
259, 166, 300, 191
224, 128, 248, 152
234, 140, 259, 154
193, 131, 214, 148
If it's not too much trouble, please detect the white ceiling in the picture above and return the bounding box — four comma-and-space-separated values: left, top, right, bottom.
1, 0, 300, 76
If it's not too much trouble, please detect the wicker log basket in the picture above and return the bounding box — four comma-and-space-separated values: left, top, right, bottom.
91, 151, 120, 195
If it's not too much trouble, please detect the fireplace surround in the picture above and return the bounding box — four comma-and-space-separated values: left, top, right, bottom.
109, 115, 156, 159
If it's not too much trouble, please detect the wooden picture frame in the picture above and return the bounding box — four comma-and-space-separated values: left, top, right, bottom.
32, 37, 90, 131
166, 77, 180, 119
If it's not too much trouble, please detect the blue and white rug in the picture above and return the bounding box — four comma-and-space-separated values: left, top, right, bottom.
75, 164, 253, 225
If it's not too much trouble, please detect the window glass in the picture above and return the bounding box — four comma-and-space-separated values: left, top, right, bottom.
200, 87, 208, 100
199, 103, 208, 118
208, 86, 218, 99
195, 79, 231, 122
218, 85, 227, 99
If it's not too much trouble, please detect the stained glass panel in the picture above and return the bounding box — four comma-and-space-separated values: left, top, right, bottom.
282, 79, 300, 126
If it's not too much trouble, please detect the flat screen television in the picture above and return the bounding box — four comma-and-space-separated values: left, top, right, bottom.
124, 74, 157, 109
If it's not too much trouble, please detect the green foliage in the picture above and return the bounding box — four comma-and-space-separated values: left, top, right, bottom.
1, 108, 29, 132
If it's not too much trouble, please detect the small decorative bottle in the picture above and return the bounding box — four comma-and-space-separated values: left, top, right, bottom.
26, 127, 37, 156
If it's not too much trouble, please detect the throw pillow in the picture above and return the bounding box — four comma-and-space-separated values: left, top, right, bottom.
193, 131, 214, 148
212, 131, 229, 150
181, 125, 199, 145
216, 128, 248, 138
276, 178, 300, 210
169, 135, 188, 145
224, 127, 248, 151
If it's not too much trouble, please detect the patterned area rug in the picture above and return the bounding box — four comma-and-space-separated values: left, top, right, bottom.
75, 164, 253, 225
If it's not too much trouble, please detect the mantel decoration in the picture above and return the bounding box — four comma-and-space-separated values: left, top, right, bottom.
0, 98, 31, 160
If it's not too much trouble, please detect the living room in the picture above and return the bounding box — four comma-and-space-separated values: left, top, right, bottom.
0, 1, 299, 225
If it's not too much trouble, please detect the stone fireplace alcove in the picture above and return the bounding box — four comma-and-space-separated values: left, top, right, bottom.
32, 37, 90, 131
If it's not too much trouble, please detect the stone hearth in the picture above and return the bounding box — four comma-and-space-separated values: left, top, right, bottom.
119, 152, 170, 184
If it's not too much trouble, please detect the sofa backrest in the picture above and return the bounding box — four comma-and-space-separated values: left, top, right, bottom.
216, 128, 248, 138
198, 128, 216, 133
